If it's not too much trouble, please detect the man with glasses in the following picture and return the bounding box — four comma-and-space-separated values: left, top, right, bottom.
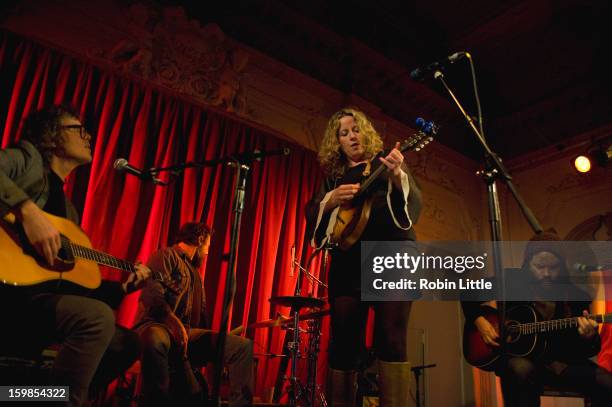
0, 105, 151, 407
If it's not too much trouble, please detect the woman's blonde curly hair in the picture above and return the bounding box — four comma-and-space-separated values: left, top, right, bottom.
318, 107, 383, 177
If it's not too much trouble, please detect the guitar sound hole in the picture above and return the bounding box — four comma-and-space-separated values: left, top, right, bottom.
57, 246, 71, 262
506, 321, 521, 344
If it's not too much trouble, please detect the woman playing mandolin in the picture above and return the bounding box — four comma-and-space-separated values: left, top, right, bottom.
306, 107, 422, 406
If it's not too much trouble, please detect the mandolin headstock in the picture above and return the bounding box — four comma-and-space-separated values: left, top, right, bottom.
399, 117, 437, 153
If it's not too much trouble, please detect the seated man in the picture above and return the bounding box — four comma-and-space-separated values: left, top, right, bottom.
462, 230, 612, 406
135, 222, 253, 407
0, 105, 151, 406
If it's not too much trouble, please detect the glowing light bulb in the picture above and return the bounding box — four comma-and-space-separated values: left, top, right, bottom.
574, 155, 591, 173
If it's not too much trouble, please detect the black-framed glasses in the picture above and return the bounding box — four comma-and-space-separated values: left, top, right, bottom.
60, 124, 89, 139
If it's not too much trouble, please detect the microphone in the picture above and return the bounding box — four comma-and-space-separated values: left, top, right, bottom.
114, 158, 167, 185
113, 158, 147, 179
409, 52, 467, 81
573, 263, 612, 272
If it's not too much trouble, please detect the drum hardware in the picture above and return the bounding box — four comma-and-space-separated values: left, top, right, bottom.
268, 295, 328, 406
270, 243, 332, 406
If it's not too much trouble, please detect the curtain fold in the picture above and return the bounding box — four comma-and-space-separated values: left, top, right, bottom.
0, 29, 327, 397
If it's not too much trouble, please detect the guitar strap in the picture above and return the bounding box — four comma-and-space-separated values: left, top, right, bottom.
362, 159, 371, 177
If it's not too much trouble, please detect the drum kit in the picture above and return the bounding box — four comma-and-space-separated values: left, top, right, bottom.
245, 242, 334, 406
249, 295, 329, 407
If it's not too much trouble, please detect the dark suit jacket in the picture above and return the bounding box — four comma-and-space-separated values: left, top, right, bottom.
0, 139, 124, 308
0, 140, 79, 222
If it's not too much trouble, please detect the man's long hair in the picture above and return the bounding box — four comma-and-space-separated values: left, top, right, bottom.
20, 105, 81, 164
318, 107, 384, 178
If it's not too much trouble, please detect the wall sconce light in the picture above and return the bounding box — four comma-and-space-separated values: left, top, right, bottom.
573, 140, 611, 173
573, 155, 592, 173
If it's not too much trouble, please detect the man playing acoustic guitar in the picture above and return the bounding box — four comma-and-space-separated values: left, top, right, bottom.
462, 230, 612, 406
0, 106, 151, 407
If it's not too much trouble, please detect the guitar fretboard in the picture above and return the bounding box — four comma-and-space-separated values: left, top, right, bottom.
60, 236, 135, 273
59, 235, 179, 294
515, 314, 612, 335
357, 131, 432, 195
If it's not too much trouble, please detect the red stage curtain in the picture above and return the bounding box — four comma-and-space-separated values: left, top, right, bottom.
0, 29, 328, 397
599, 295, 612, 372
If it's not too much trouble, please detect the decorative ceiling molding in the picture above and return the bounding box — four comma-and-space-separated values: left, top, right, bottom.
88, 4, 249, 114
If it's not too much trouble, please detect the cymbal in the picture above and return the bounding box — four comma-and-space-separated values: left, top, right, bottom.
269, 295, 326, 309
276, 307, 330, 326
248, 315, 290, 329
294, 307, 330, 322
254, 353, 288, 358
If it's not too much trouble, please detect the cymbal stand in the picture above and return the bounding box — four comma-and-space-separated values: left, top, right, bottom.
287, 307, 306, 406
273, 242, 323, 403
306, 318, 327, 407
292, 261, 329, 294
276, 243, 332, 405
284, 310, 327, 407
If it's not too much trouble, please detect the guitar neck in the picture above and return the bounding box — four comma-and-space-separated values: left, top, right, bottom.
61, 236, 179, 293
61, 236, 135, 273
518, 313, 612, 335
356, 133, 430, 196
358, 162, 387, 193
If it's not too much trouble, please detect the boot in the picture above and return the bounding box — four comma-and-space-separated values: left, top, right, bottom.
327, 368, 357, 407
377, 360, 411, 407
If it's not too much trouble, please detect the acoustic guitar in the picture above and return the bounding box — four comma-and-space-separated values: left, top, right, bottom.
330, 123, 435, 250
463, 304, 612, 371
0, 211, 177, 293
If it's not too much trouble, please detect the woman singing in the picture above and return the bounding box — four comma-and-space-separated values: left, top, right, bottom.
306, 107, 422, 406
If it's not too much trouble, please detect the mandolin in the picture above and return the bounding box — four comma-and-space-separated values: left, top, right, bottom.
0, 211, 178, 293
330, 120, 436, 250
463, 304, 612, 371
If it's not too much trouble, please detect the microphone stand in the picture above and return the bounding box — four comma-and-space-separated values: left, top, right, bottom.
432, 67, 543, 346
292, 255, 329, 294
290, 246, 329, 407
146, 148, 290, 180
146, 149, 288, 407
307, 243, 331, 407
411, 364, 436, 407
209, 157, 248, 407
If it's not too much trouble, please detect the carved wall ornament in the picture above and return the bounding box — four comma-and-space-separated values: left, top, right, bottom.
93, 3, 249, 114
408, 150, 464, 196
566, 213, 612, 241
300, 108, 324, 152
545, 172, 592, 194
423, 197, 446, 223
